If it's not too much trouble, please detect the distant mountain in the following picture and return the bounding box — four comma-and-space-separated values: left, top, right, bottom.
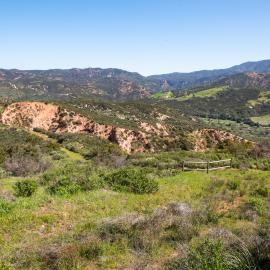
149, 59, 270, 91
220, 72, 270, 90
0, 68, 159, 100
1, 59, 270, 100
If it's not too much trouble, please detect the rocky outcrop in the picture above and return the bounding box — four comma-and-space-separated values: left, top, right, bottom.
140, 122, 170, 136
191, 128, 251, 152
223, 72, 270, 90
1, 102, 153, 153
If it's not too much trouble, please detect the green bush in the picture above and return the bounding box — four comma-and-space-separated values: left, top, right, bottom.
47, 176, 81, 196
46, 132, 124, 165
50, 151, 65, 160
165, 239, 227, 270
13, 179, 38, 197
0, 167, 9, 179
79, 242, 103, 261
255, 187, 269, 197
43, 162, 105, 195
248, 197, 265, 215
0, 199, 13, 216
0, 263, 12, 270
104, 167, 159, 194
188, 239, 226, 270
0, 128, 57, 166
227, 179, 240, 190
165, 238, 253, 270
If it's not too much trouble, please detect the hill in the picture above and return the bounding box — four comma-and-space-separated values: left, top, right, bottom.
157, 73, 270, 127
0, 68, 158, 101
0, 100, 202, 154
149, 59, 270, 91
1, 59, 270, 101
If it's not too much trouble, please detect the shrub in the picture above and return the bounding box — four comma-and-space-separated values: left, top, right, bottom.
13, 179, 38, 197
248, 197, 264, 215
47, 176, 81, 196
164, 218, 199, 243
38, 244, 80, 270
43, 162, 105, 195
165, 239, 227, 270
227, 179, 240, 191
0, 128, 57, 169
50, 151, 65, 160
46, 132, 124, 166
249, 142, 270, 158
0, 167, 9, 179
0, 199, 13, 216
79, 242, 103, 261
4, 155, 52, 176
250, 239, 270, 270
99, 215, 135, 242
0, 263, 12, 270
165, 238, 254, 270
255, 187, 269, 197
104, 167, 159, 194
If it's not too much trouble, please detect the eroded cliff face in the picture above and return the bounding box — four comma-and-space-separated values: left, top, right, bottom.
191, 128, 252, 152
1, 102, 154, 153
1, 102, 250, 154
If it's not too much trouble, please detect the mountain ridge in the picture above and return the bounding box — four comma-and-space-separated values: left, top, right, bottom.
1, 59, 270, 100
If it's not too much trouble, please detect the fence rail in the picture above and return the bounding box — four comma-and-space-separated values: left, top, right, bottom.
182, 159, 232, 173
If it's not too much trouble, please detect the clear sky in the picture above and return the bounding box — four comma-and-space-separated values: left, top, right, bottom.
1, 0, 270, 75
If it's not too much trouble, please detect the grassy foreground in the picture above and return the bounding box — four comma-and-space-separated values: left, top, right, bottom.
0, 167, 269, 269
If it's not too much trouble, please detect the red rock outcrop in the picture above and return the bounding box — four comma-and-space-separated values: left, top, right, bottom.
191, 128, 252, 152
1, 102, 152, 153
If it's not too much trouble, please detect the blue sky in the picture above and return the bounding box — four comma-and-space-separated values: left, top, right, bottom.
0, 0, 270, 75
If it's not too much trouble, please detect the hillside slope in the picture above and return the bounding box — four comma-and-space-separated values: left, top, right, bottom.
1, 59, 270, 100
160, 73, 270, 124
1, 101, 195, 153
1, 101, 250, 154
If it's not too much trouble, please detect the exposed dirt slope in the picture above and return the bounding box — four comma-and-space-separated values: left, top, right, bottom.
191, 128, 252, 151
1, 102, 250, 153
1, 102, 158, 153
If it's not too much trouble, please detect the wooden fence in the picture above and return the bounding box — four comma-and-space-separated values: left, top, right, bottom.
182, 158, 232, 173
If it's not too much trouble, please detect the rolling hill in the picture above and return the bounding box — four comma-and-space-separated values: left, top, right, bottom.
154, 72, 270, 126
149, 59, 270, 91
1, 59, 270, 101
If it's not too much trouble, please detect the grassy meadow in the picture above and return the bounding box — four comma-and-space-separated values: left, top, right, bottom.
177, 86, 229, 101
251, 114, 270, 126
1, 166, 270, 269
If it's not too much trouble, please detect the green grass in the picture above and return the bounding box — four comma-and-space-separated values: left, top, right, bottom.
0, 171, 209, 267
247, 91, 270, 107
0, 168, 269, 269
177, 86, 228, 101
152, 91, 175, 99
60, 147, 84, 161
251, 114, 270, 126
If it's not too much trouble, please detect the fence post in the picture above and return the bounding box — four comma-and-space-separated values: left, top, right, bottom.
230, 158, 232, 168
207, 161, 209, 173
182, 161, 185, 171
